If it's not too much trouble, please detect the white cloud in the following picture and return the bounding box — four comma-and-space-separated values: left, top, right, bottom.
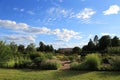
13, 8, 35, 15
50, 40, 87, 49
13, 8, 25, 12
47, 7, 72, 18
103, 5, 120, 15
53, 29, 81, 42
24, 27, 51, 34
0, 19, 81, 42
73, 8, 96, 19
4, 35, 35, 42
47, 7, 95, 24
20, 9, 24, 12
0, 19, 28, 30
27, 11, 35, 15
88, 34, 93, 39
101, 33, 115, 36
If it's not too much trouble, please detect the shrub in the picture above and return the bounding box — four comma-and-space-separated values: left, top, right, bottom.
68, 54, 81, 62
44, 53, 54, 59
85, 54, 101, 70
102, 55, 112, 64
30, 52, 41, 60
106, 47, 120, 55
14, 55, 32, 68
70, 62, 88, 70
111, 56, 120, 70
56, 55, 65, 60
70, 62, 79, 70
41, 60, 61, 70
100, 64, 112, 71
70, 54, 101, 71
32, 56, 46, 69
68, 56, 76, 62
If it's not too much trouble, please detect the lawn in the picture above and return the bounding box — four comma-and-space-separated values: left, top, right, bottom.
0, 69, 120, 80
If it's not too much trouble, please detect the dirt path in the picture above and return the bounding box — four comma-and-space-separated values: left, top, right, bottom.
59, 61, 71, 70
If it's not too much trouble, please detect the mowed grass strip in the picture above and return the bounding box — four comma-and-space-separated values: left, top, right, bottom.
0, 69, 120, 80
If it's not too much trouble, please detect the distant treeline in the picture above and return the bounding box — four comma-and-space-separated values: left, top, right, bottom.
82, 35, 120, 55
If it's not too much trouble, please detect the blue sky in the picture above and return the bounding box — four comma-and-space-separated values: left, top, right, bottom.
0, 0, 120, 49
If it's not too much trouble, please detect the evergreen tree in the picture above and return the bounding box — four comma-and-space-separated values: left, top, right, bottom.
94, 35, 99, 46
111, 36, 120, 47
99, 35, 111, 50
87, 39, 95, 51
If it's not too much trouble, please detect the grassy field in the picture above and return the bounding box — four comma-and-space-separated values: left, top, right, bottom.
0, 69, 120, 80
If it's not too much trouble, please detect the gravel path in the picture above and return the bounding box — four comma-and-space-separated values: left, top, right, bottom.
59, 61, 71, 70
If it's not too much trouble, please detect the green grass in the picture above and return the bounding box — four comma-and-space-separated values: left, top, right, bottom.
0, 69, 120, 80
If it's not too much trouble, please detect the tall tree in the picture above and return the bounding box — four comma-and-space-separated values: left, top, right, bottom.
94, 35, 99, 46
99, 35, 111, 50
9, 42, 18, 54
49, 45, 54, 52
111, 36, 120, 47
87, 39, 95, 51
18, 44, 25, 53
0, 41, 12, 64
38, 41, 45, 52
25, 43, 36, 54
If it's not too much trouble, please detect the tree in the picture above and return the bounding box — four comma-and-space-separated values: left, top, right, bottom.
99, 35, 111, 50
45, 45, 50, 52
49, 45, 54, 52
18, 44, 25, 53
25, 43, 36, 54
0, 41, 13, 66
72, 46, 81, 54
111, 36, 120, 47
82, 39, 95, 53
38, 42, 45, 52
87, 39, 95, 51
82, 45, 89, 51
9, 42, 18, 54
37, 41, 54, 52
94, 35, 99, 46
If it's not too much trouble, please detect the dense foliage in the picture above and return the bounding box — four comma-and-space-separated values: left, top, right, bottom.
0, 35, 120, 71
70, 54, 101, 70
0, 41, 59, 69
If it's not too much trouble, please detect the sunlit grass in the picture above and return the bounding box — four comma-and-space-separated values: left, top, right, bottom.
0, 69, 120, 80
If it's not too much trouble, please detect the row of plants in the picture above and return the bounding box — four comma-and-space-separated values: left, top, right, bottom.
70, 53, 120, 71
0, 52, 61, 70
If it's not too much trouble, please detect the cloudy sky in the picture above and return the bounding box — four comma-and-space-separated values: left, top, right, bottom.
0, 0, 120, 49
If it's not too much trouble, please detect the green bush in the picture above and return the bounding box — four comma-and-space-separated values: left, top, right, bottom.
14, 55, 32, 68
111, 56, 120, 70
68, 56, 74, 61
30, 53, 41, 60
70, 62, 79, 70
44, 53, 54, 59
102, 54, 112, 64
100, 65, 112, 71
41, 60, 61, 70
32, 56, 46, 69
85, 54, 101, 70
70, 54, 101, 71
68, 54, 81, 62
106, 47, 120, 55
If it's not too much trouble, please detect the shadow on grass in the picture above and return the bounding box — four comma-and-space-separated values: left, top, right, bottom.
96, 71, 120, 78
53, 70, 120, 79
53, 70, 90, 79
